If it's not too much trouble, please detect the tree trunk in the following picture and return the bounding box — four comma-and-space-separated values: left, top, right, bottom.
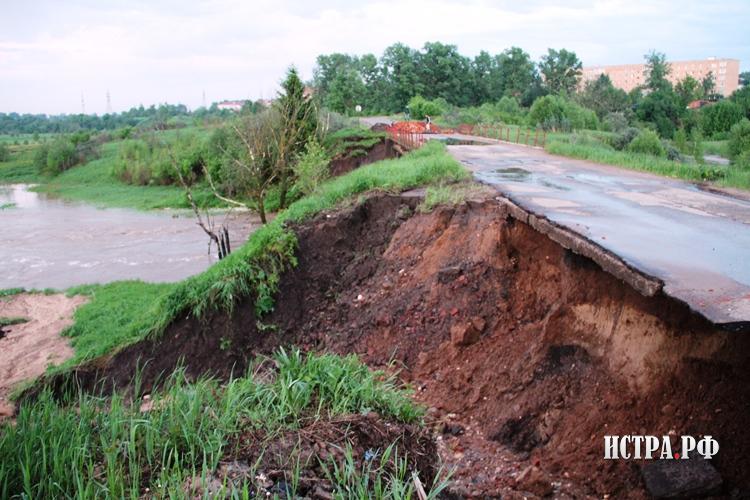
257, 196, 267, 224
279, 171, 288, 210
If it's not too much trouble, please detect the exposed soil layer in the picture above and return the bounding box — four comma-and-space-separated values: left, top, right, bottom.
0, 293, 86, 417
328, 138, 400, 177
36, 194, 750, 497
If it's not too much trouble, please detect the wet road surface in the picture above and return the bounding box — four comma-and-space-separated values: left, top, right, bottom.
449, 143, 750, 328
0, 185, 260, 289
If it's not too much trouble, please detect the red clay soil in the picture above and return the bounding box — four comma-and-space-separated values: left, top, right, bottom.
35, 193, 750, 498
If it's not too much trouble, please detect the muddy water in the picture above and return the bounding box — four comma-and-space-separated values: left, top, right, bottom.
0, 185, 261, 289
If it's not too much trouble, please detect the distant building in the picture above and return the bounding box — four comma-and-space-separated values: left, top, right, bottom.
216, 100, 247, 112
582, 58, 740, 96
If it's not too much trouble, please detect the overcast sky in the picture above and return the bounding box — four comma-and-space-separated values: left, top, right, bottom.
1, 0, 748, 115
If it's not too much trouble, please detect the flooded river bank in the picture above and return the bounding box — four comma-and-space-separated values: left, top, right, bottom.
0, 184, 260, 289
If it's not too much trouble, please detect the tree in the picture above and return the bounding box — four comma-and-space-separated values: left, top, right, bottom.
643, 51, 672, 92
380, 43, 423, 112
731, 85, 750, 119
702, 72, 716, 96
539, 48, 582, 95
740, 71, 750, 87
636, 88, 681, 138
577, 74, 629, 119
274, 67, 318, 209
497, 47, 537, 100
470, 50, 504, 104
0, 143, 9, 162
417, 42, 472, 106
674, 75, 703, 107
313, 54, 366, 114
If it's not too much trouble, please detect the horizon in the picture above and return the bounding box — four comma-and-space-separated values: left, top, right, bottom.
2, 0, 748, 115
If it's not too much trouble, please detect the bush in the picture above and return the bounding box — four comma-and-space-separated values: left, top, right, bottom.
610, 127, 640, 150
293, 139, 330, 194
603, 112, 628, 132
627, 129, 665, 157
728, 118, 750, 165
528, 95, 599, 131
673, 128, 688, 153
407, 95, 444, 120
701, 100, 744, 138
0, 143, 9, 162
44, 139, 78, 175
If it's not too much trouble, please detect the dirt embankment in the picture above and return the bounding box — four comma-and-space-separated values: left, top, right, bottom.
36, 194, 750, 497
328, 138, 400, 177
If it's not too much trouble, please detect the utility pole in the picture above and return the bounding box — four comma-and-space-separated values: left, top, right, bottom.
80, 92, 86, 114
202, 89, 207, 109
106, 90, 113, 114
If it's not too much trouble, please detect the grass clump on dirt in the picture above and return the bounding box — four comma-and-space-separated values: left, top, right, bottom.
323, 127, 388, 159
0, 349, 443, 499
0, 317, 28, 327
419, 181, 494, 212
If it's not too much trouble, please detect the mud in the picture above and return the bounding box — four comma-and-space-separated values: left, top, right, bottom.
0, 293, 86, 417
32, 193, 750, 497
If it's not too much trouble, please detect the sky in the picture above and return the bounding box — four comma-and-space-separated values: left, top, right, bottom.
1, 0, 748, 115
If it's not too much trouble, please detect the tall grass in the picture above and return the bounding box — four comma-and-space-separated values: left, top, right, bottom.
546, 140, 727, 184
0, 349, 428, 498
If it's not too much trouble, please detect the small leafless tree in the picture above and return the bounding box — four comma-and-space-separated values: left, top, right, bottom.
164, 139, 232, 259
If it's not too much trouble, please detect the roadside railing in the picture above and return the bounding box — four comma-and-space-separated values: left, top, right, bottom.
387, 130, 426, 151
473, 125, 547, 148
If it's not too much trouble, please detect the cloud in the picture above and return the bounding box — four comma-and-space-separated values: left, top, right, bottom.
0, 0, 747, 114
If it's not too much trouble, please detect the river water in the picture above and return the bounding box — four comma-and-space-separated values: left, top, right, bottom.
0, 185, 260, 289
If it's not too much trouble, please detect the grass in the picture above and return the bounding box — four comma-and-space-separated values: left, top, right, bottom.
323, 127, 388, 159
56, 141, 467, 366
33, 141, 221, 210
0, 317, 28, 327
703, 140, 729, 158
419, 181, 493, 212
61, 282, 174, 367
0, 349, 445, 499
545, 140, 738, 185
0, 148, 42, 183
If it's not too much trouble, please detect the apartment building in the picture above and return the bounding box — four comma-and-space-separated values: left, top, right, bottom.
581, 58, 740, 95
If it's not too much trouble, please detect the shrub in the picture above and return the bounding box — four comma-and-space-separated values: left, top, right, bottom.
44, 139, 78, 175
701, 100, 744, 138
528, 95, 598, 131
728, 118, 750, 164
293, 139, 330, 194
627, 129, 665, 157
0, 143, 9, 162
610, 127, 640, 150
673, 128, 688, 153
603, 112, 628, 132
407, 95, 444, 120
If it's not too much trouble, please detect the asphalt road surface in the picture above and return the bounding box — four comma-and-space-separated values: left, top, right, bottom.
449, 142, 750, 329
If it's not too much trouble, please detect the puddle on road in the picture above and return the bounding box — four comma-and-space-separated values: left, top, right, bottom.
489, 167, 532, 181
0, 184, 261, 289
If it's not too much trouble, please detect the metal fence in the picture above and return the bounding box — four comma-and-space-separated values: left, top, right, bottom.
387, 130, 426, 151
473, 125, 547, 148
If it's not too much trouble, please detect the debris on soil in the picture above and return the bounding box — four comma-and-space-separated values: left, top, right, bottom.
187, 413, 437, 498
33, 193, 750, 497
0, 293, 86, 417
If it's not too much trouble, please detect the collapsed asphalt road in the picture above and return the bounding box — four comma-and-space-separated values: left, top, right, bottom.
449, 142, 750, 330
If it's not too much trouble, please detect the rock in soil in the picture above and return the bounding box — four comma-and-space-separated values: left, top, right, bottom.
640, 460, 722, 498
